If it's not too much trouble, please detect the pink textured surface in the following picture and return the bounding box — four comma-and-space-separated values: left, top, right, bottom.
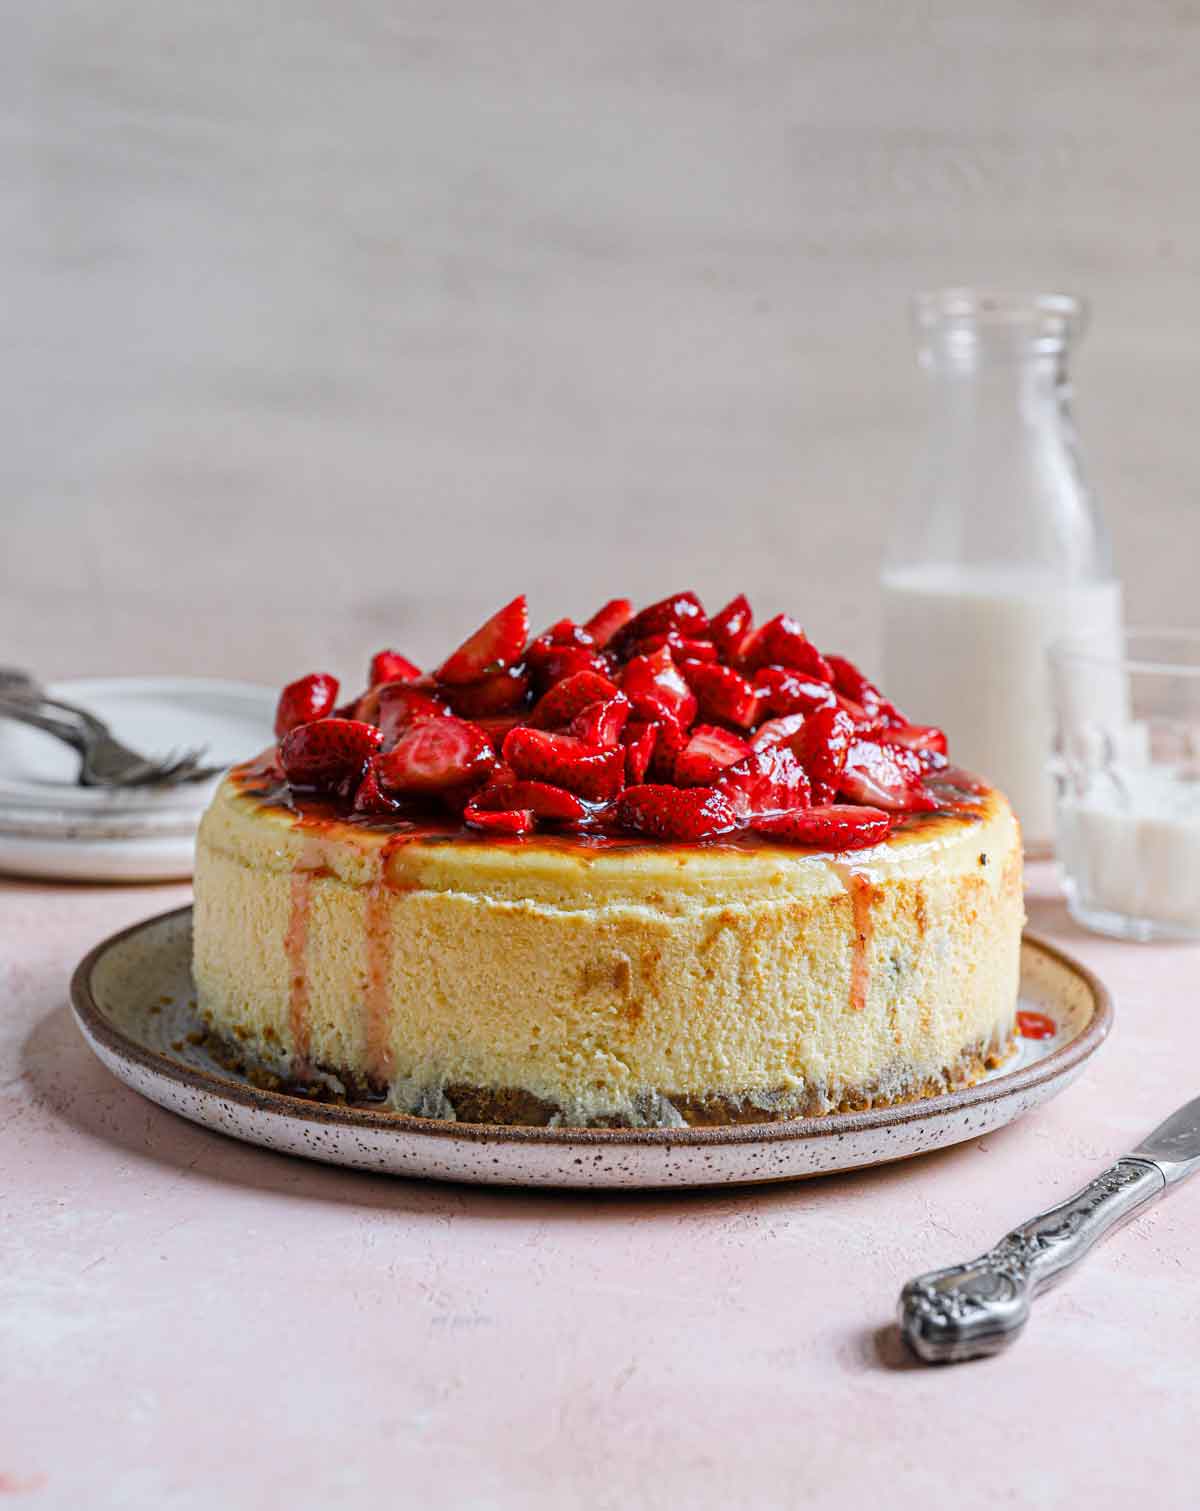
3, 864, 1199, 1509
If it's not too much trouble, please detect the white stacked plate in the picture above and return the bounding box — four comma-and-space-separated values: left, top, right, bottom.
0, 678, 275, 881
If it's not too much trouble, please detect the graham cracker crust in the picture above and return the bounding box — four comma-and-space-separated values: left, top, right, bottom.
195, 1020, 1018, 1129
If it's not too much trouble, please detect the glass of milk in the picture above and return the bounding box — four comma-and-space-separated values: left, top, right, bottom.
882, 289, 1123, 855
1051, 629, 1200, 942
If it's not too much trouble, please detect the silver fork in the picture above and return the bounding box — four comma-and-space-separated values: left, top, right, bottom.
0, 669, 221, 788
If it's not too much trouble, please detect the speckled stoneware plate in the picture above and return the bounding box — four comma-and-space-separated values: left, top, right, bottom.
70, 907, 1112, 1189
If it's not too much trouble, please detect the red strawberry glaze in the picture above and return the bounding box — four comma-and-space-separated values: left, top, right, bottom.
251, 593, 992, 857
1017, 1010, 1056, 1040
231, 752, 987, 860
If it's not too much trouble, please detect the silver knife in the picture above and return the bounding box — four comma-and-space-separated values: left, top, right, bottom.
899, 1092, 1200, 1363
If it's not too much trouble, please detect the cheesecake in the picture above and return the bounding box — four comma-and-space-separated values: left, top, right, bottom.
193, 592, 1024, 1127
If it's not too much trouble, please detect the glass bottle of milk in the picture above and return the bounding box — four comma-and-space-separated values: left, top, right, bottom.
881, 290, 1122, 853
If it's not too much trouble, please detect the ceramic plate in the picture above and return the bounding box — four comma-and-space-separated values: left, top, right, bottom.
0, 678, 273, 880
71, 907, 1112, 1189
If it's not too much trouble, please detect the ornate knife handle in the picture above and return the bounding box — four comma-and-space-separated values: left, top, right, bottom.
899, 1158, 1165, 1363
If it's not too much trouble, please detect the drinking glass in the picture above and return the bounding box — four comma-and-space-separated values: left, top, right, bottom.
1050, 628, 1200, 941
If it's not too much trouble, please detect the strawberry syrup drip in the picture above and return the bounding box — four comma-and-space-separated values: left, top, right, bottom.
844, 872, 876, 1013
283, 832, 333, 1071
1017, 1010, 1056, 1040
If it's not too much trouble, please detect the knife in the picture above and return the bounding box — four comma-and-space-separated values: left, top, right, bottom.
899, 1092, 1200, 1363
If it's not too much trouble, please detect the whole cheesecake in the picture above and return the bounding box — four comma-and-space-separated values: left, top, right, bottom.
193, 592, 1024, 1127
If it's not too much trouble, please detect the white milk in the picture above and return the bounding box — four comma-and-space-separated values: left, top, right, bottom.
880, 565, 1124, 847
1057, 765, 1200, 938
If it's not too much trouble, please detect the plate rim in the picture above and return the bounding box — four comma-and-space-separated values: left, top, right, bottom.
70, 905, 1113, 1150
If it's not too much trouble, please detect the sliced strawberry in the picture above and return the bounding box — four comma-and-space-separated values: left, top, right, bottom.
621, 646, 698, 729
352, 756, 402, 815
377, 717, 495, 793
542, 617, 595, 648
750, 712, 807, 752
840, 739, 938, 812
525, 639, 611, 697
824, 654, 905, 727
463, 804, 534, 835
377, 684, 451, 748
646, 716, 688, 781
709, 594, 754, 663
615, 784, 740, 842
681, 661, 761, 729
502, 728, 625, 801
275, 673, 339, 739
528, 670, 618, 729
569, 692, 631, 748
435, 595, 529, 685
631, 632, 718, 663
368, 650, 421, 688
582, 598, 635, 648
621, 720, 658, 783
740, 615, 834, 682
755, 805, 892, 850
440, 667, 530, 719
753, 665, 838, 719
472, 713, 526, 743
885, 723, 948, 755
474, 776, 588, 822
787, 706, 856, 805
617, 591, 708, 651
718, 745, 811, 820
674, 725, 752, 786
280, 718, 382, 792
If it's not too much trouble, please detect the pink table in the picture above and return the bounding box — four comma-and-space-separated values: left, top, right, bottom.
3, 864, 1198, 1509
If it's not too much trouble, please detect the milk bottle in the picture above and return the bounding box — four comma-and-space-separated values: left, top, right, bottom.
881, 291, 1121, 852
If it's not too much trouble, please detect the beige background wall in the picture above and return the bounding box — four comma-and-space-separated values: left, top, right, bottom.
7, 2, 1198, 687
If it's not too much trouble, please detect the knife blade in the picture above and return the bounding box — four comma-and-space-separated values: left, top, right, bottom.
899, 1093, 1200, 1364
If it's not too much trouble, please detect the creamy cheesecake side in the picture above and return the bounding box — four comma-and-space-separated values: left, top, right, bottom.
192, 770, 1024, 1127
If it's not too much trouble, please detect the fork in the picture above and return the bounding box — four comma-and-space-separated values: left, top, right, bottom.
0, 669, 221, 788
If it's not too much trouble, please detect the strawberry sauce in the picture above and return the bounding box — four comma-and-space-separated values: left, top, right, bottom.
232, 756, 985, 857
1017, 1010, 1056, 1040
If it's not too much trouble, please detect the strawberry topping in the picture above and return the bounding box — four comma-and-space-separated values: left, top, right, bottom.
463, 804, 535, 835
377, 685, 452, 749
569, 693, 631, 748
839, 739, 939, 813
753, 666, 838, 719
754, 805, 893, 850
582, 598, 635, 649
440, 668, 531, 719
709, 594, 754, 663
615, 784, 740, 842
502, 727, 626, 801
617, 591, 709, 651
674, 725, 752, 787
787, 706, 856, 806
718, 745, 811, 820
682, 661, 761, 729
621, 721, 659, 784
435, 595, 529, 685
368, 651, 421, 688
268, 592, 956, 850
621, 646, 698, 729
377, 717, 495, 793
280, 718, 382, 792
740, 615, 834, 682
474, 776, 589, 822
529, 670, 619, 729
275, 673, 339, 739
